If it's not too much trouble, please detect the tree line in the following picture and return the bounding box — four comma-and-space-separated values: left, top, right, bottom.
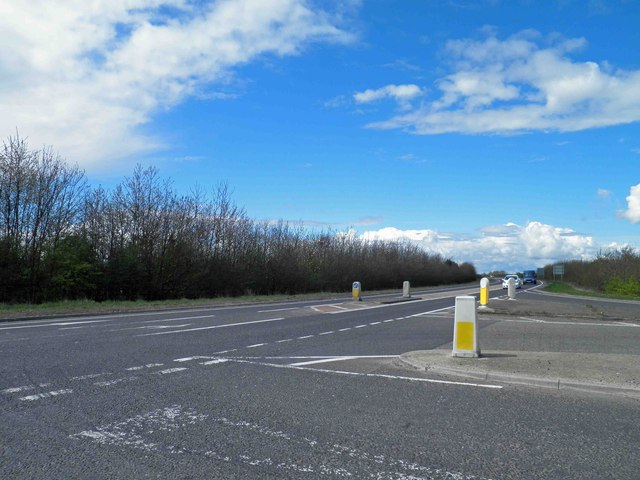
0, 134, 477, 304
544, 247, 640, 297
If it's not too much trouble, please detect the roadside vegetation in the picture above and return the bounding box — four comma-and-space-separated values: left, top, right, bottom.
543, 247, 640, 300
0, 134, 476, 305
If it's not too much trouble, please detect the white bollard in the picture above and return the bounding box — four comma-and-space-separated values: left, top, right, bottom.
452, 296, 480, 358
507, 277, 516, 300
402, 281, 411, 298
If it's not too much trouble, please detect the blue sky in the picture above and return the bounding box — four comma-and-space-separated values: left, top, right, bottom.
2, 0, 640, 273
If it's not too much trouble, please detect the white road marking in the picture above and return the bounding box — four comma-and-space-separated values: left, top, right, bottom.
318, 331, 334, 335
174, 356, 212, 362
200, 359, 229, 366
0, 319, 112, 331
20, 389, 73, 401
230, 358, 502, 389
95, 377, 137, 387
276, 339, 292, 343
513, 317, 640, 328
369, 321, 381, 325
354, 324, 366, 329
2, 383, 51, 394
410, 306, 455, 317
246, 343, 267, 349
383, 319, 394, 323
297, 335, 314, 339
157, 367, 188, 375
71, 372, 112, 381
338, 327, 351, 332
289, 356, 356, 366
258, 307, 298, 313
212, 349, 237, 354
125, 363, 164, 371
137, 317, 285, 336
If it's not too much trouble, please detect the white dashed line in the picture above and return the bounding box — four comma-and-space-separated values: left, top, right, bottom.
354, 325, 366, 329
157, 367, 188, 375
174, 356, 212, 363
369, 322, 381, 325
200, 359, 229, 366
19, 389, 73, 401
246, 343, 267, 349
94, 377, 137, 387
125, 363, 164, 371
276, 339, 293, 343
71, 373, 112, 381
297, 335, 314, 339
383, 319, 394, 323
338, 328, 351, 332
318, 331, 334, 335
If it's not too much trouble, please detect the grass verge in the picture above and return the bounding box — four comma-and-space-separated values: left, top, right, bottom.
542, 281, 640, 301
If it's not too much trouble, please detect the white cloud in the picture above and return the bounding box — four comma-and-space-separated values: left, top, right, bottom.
620, 183, 640, 223
364, 30, 640, 135
359, 221, 596, 273
0, 0, 352, 170
354, 84, 423, 109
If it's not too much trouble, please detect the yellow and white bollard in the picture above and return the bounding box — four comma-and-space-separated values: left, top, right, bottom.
452, 296, 481, 358
352, 281, 362, 302
479, 277, 489, 307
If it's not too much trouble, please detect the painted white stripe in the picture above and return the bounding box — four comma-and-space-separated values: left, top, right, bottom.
297, 335, 314, 339
94, 377, 136, 387
289, 356, 356, 366
354, 324, 366, 329
338, 328, 351, 332
71, 372, 112, 381
137, 317, 285, 336
369, 322, 381, 325
276, 339, 292, 343
258, 307, 298, 313
512, 317, 640, 328
125, 363, 164, 371
410, 305, 455, 317
174, 356, 212, 362
318, 331, 334, 335
383, 319, 394, 323
157, 367, 188, 375
0, 319, 112, 331
200, 359, 229, 366
20, 389, 73, 401
246, 343, 266, 349
212, 349, 237, 354
2, 383, 51, 394
231, 359, 502, 389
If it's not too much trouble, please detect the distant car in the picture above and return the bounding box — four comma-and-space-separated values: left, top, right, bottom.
522, 270, 537, 284
502, 274, 522, 289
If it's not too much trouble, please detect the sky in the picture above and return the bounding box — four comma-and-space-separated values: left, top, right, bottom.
2, 0, 640, 273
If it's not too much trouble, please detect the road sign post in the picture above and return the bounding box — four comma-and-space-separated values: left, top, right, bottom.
452, 296, 480, 358
402, 281, 411, 298
479, 277, 489, 306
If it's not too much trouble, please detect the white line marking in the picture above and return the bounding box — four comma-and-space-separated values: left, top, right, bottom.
383, 319, 394, 323
173, 356, 212, 362
231, 359, 502, 389
20, 389, 73, 401
0, 319, 112, 331
369, 322, 381, 325
354, 324, 366, 329
246, 343, 266, 349
137, 317, 285, 336
410, 305, 455, 317
297, 335, 314, 339
276, 339, 292, 343
212, 349, 237, 354
71, 372, 112, 381
125, 363, 164, 371
318, 331, 334, 335
95, 377, 137, 387
338, 328, 351, 332
289, 356, 356, 366
157, 367, 188, 375
258, 307, 298, 313
200, 359, 230, 366
511, 317, 640, 328
614, 322, 640, 327
2, 383, 51, 394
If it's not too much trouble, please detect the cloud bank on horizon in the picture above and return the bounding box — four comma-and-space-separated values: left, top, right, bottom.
358, 221, 601, 273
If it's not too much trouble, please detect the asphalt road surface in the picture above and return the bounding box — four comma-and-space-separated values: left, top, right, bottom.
2, 284, 639, 479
